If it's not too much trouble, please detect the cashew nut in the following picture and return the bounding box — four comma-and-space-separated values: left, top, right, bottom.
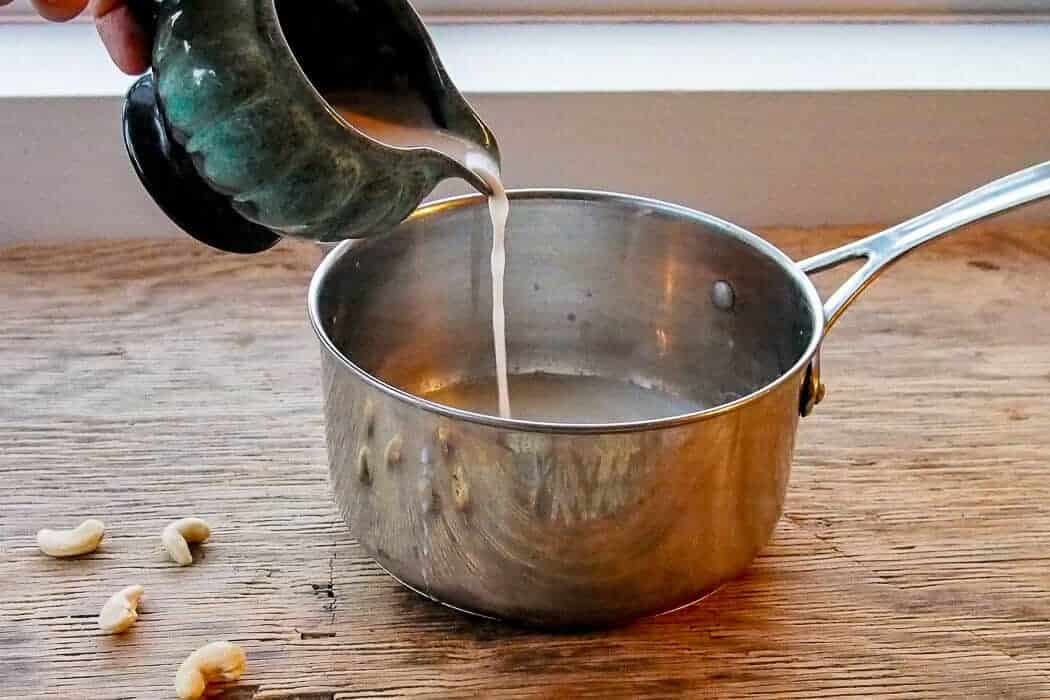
162, 517, 211, 566
36, 519, 105, 557
98, 585, 145, 634
174, 641, 246, 700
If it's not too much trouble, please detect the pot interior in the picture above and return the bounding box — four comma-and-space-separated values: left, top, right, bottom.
312, 191, 821, 424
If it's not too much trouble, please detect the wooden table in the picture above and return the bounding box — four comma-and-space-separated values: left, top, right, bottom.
2, 226, 1050, 699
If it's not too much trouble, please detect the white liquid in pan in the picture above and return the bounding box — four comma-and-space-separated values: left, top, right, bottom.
334, 92, 512, 418
426, 373, 703, 423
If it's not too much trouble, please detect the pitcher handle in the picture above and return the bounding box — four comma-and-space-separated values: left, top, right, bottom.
796, 160, 1050, 415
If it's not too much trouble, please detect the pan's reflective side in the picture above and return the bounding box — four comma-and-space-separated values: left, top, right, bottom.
311, 190, 822, 626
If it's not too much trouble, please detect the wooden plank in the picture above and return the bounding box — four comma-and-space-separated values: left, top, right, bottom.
1, 225, 1049, 699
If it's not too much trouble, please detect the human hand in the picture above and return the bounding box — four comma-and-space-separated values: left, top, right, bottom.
2, 0, 151, 74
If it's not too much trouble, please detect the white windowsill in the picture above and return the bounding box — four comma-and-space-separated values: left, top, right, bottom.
2, 21, 1049, 243
2, 21, 1050, 98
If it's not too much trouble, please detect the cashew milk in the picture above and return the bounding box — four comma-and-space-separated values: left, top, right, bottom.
426, 373, 702, 423
334, 93, 513, 417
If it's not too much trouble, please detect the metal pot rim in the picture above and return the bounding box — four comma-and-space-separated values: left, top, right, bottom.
307, 188, 825, 434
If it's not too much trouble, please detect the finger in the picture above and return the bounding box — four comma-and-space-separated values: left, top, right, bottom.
95, 2, 151, 74
30, 0, 89, 22
90, 0, 126, 15
0, 1, 15, 7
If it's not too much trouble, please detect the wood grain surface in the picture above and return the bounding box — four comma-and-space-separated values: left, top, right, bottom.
2, 225, 1049, 699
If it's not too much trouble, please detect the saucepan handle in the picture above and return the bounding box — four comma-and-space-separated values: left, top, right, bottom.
795, 160, 1050, 415
799, 160, 1050, 330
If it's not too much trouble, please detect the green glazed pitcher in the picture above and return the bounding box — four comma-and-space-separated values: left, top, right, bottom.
123, 0, 500, 253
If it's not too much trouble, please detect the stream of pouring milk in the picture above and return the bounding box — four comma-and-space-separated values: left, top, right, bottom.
474, 158, 512, 419
333, 94, 513, 417
334, 95, 703, 425
472, 158, 512, 419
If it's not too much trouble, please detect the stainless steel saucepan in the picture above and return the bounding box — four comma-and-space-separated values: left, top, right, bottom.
310, 161, 1050, 627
